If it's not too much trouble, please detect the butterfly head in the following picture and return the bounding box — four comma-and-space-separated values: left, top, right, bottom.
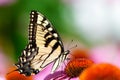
65, 50, 70, 55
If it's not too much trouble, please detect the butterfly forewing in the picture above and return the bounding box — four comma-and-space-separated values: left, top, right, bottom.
15, 10, 68, 76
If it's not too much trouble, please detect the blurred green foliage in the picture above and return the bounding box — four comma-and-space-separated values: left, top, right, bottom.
0, 0, 74, 61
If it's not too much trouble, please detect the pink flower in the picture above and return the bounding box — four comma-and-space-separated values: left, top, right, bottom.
34, 62, 79, 80
89, 43, 120, 68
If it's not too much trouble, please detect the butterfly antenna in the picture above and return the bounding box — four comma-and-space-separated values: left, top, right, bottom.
65, 39, 78, 61
66, 40, 73, 49
69, 44, 77, 50
66, 40, 78, 50
66, 44, 78, 60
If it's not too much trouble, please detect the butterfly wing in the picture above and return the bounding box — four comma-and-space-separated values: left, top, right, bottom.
30, 10, 65, 70
15, 10, 69, 76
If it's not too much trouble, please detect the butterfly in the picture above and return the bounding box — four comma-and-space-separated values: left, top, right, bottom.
15, 10, 70, 76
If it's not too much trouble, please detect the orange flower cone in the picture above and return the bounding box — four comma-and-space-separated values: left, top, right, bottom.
70, 48, 89, 59
79, 63, 120, 80
65, 58, 94, 78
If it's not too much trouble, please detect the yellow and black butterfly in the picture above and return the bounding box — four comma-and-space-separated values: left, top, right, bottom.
15, 10, 69, 76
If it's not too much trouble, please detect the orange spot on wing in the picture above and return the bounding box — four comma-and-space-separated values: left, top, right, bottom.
6, 66, 33, 80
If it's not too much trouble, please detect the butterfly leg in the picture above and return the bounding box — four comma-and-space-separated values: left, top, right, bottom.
51, 50, 70, 73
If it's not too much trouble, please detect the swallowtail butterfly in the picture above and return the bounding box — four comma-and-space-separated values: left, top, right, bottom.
15, 10, 69, 76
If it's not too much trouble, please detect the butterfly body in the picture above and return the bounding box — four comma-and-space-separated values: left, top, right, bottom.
15, 10, 69, 76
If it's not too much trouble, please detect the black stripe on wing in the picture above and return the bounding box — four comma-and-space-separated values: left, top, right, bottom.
40, 41, 60, 67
